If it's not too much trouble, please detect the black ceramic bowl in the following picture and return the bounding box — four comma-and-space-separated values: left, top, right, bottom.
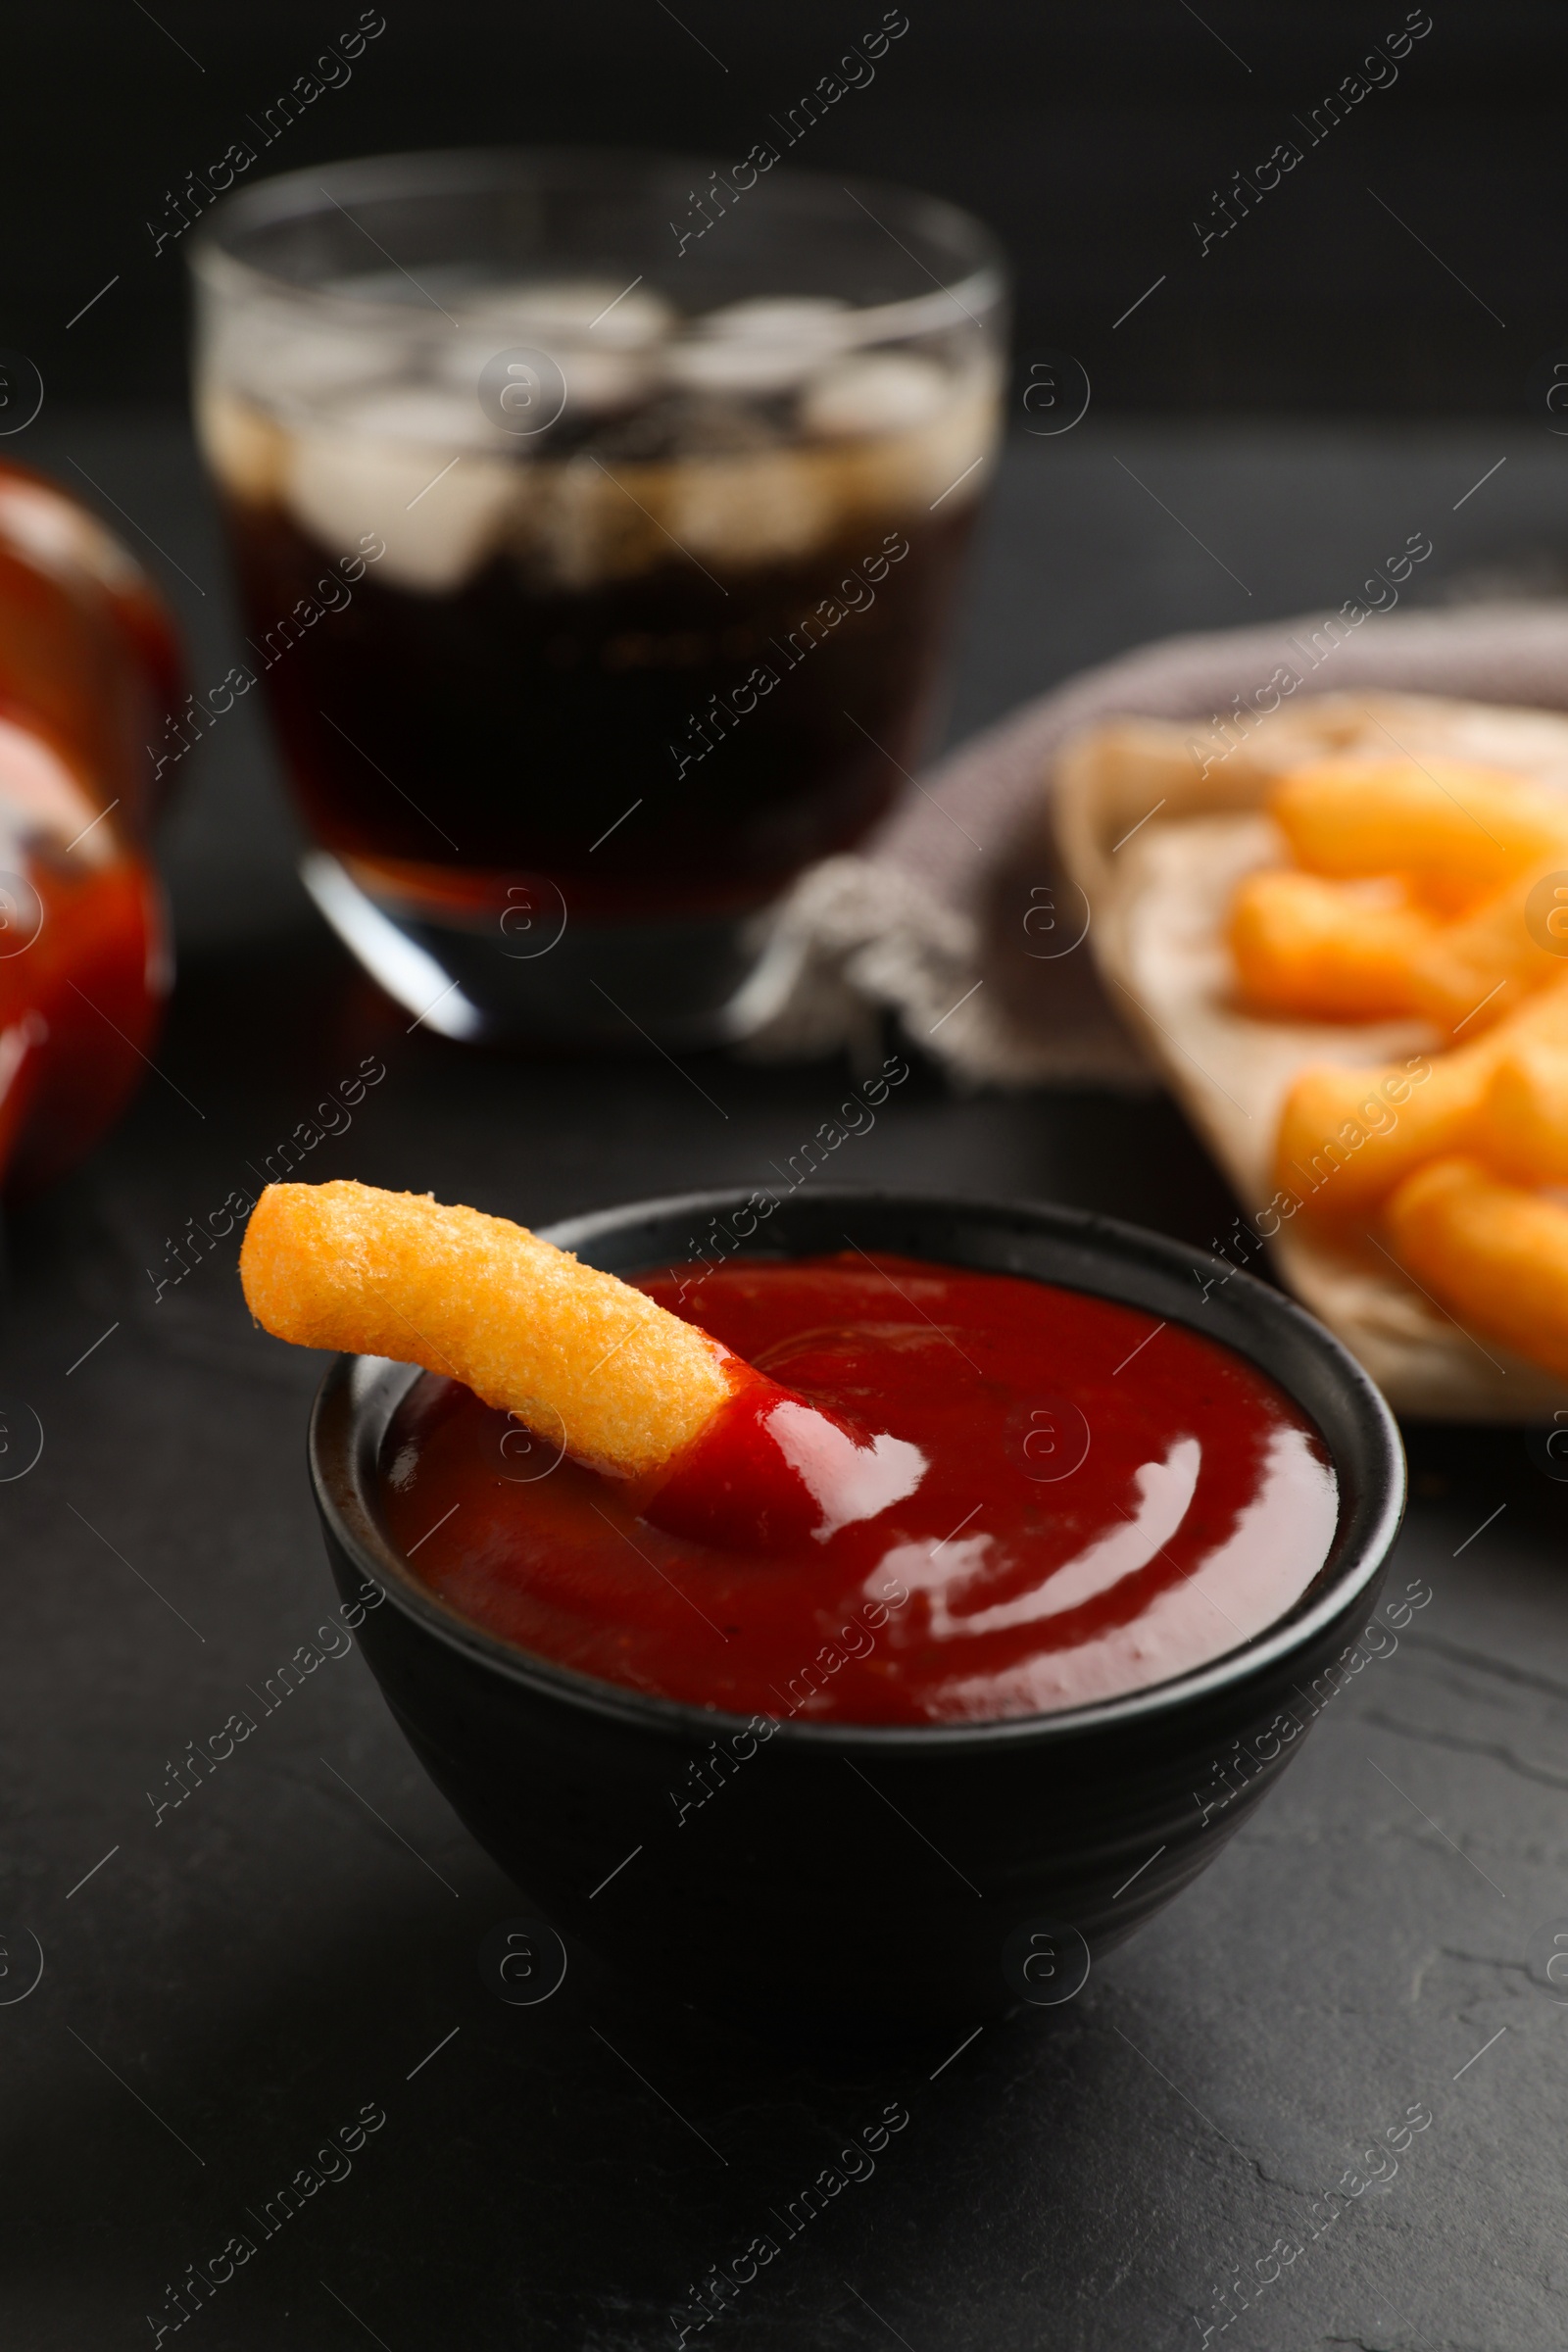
309, 1189, 1404, 2036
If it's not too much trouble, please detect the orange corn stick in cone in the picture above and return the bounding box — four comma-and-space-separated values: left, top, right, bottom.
240, 1179, 736, 1479
1229, 869, 1437, 1021
1275, 972, 1568, 1221
1477, 1038, 1568, 1185
1385, 1155, 1568, 1382
1270, 758, 1568, 903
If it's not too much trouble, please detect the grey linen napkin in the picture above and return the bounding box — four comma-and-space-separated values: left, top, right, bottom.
749, 601, 1568, 1084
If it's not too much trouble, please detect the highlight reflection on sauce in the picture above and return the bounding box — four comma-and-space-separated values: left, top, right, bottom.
381, 1253, 1339, 1725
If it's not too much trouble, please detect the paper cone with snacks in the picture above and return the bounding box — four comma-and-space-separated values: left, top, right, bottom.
1054, 690, 1568, 1416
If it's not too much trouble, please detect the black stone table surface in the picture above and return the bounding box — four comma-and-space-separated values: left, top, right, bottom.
5, 413, 1568, 2351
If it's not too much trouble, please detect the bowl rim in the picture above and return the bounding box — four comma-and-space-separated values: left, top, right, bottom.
308, 1185, 1406, 1753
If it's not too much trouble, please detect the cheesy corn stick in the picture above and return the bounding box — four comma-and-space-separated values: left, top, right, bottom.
1229, 869, 1436, 1020
239, 1180, 736, 1478
1405, 864, 1568, 1036
1270, 759, 1568, 906
1476, 1039, 1568, 1185
1277, 1048, 1461, 1220
1385, 1156, 1568, 1383
1276, 973, 1568, 1219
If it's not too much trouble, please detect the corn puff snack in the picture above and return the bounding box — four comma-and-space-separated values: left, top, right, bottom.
1403, 863, 1568, 1036
1472, 1039, 1568, 1187
1271, 759, 1568, 906
240, 1180, 736, 1478
1229, 870, 1438, 1020
1386, 1157, 1568, 1383
1276, 976, 1568, 1220
1232, 759, 1568, 1027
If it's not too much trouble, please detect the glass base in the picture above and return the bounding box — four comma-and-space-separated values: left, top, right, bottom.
300, 852, 806, 1048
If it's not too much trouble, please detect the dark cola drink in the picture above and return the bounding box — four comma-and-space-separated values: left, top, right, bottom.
191, 157, 1004, 1040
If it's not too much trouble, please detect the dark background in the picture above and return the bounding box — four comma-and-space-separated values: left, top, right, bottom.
5, 14, 1568, 2351
5, 0, 1563, 416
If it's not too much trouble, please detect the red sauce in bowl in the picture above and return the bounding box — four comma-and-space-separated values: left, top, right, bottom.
380, 1252, 1338, 1725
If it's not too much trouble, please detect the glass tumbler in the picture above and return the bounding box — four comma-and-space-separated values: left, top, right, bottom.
190, 149, 1005, 1043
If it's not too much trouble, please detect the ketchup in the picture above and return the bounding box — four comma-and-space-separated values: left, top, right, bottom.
380, 1250, 1335, 1731
641, 1356, 928, 1553
0, 463, 181, 1192
381, 1253, 1339, 1726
